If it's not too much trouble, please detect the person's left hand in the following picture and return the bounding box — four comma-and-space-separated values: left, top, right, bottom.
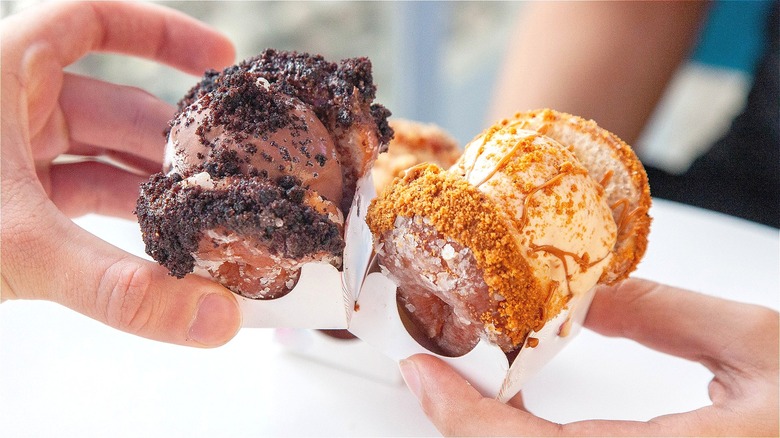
1, 1, 242, 347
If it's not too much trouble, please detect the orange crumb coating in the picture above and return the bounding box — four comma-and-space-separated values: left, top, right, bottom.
368, 109, 651, 354
366, 164, 549, 347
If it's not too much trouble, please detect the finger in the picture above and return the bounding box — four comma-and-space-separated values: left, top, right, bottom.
565, 403, 776, 437
2, 185, 241, 347
57, 73, 173, 163
402, 354, 708, 437
9, 1, 235, 74
46, 160, 148, 219
506, 389, 527, 411
102, 150, 163, 176
401, 354, 561, 436
586, 279, 779, 371
52, 144, 163, 176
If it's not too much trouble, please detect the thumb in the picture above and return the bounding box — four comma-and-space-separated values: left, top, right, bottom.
2, 192, 241, 347
400, 354, 560, 436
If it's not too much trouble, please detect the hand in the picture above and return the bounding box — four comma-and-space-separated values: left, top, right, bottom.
399, 279, 779, 436
1, 2, 242, 347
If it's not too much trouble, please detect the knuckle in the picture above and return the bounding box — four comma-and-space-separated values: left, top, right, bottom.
754, 307, 779, 332
97, 259, 157, 335
126, 88, 160, 138
1, 178, 56, 299
750, 306, 780, 354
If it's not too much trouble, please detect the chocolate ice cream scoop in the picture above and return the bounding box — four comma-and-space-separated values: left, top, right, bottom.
136, 50, 392, 300
164, 76, 343, 206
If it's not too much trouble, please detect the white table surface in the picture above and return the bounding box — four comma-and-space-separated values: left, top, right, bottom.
1, 199, 778, 437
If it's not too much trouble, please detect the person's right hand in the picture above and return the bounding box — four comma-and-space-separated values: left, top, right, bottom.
1, 1, 242, 347
400, 279, 779, 436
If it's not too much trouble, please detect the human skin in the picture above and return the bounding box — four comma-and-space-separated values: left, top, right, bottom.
400, 279, 779, 436
1, 1, 243, 347
488, 2, 708, 145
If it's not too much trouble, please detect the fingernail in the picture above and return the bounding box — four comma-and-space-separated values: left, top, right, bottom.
399, 359, 423, 401
188, 293, 241, 347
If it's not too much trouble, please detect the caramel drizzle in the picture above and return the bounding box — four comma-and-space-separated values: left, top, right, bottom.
464, 119, 531, 182
530, 243, 611, 298
515, 171, 570, 232
472, 137, 530, 188
522, 165, 611, 322
463, 129, 492, 181
611, 198, 646, 238
599, 169, 614, 188
598, 170, 647, 238
463, 117, 621, 338
517, 168, 605, 331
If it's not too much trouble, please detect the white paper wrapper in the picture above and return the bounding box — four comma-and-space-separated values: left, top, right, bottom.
237, 262, 346, 328
237, 174, 376, 329
350, 270, 595, 402
274, 328, 402, 385
237, 169, 594, 400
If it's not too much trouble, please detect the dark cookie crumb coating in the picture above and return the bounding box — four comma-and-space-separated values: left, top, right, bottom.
195, 72, 302, 144
135, 173, 345, 279
139, 49, 388, 292
173, 49, 393, 149
170, 71, 324, 181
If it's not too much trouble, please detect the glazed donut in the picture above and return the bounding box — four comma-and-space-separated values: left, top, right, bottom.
372, 119, 461, 192
366, 109, 650, 356
135, 50, 393, 300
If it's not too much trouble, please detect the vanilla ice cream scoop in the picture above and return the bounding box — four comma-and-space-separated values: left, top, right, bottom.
453, 126, 617, 307
366, 110, 650, 356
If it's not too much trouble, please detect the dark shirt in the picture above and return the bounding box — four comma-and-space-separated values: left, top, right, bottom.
646, 1, 779, 228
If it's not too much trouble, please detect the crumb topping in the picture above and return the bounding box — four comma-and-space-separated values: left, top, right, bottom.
174, 48, 393, 148
171, 71, 325, 180
167, 49, 394, 212
135, 172, 344, 279
198, 71, 301, 141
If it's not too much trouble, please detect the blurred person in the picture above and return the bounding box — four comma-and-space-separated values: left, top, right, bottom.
489, 1, 778, 228
1, 1, 242, 346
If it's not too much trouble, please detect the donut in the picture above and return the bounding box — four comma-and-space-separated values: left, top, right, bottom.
135, 49, 393, 300
365, 109, 650, 356
372, 119, 461, 192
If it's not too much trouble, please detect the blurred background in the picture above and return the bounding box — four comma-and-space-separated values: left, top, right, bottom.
2, 0, 776, 225
2, 1, 521, 145
0, 0, 768, 162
